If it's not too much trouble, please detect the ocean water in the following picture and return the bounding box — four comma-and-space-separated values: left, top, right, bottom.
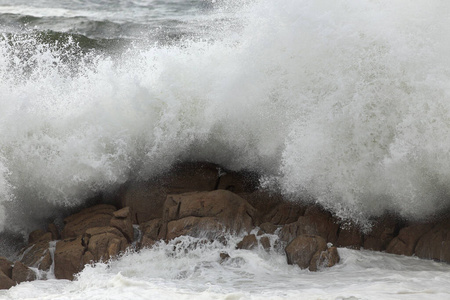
1, 0, 450, 298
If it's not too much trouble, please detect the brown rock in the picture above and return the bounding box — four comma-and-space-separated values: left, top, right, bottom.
285, 235, 327, 270
216, 170, 258, 193
239, 191, 306, 226
0, 270, 15, 290
140, 219, 163, 248
415, 220, 450, 262
83, 227, 128, 262
12, 261, 36, 284
0, 257, 13, 279
280, 207, 339, 244
363, 216, 400, 251
161, 190, 256, 240
336, 224, 363, 249
166, 217, 224, 240
61, 204, 116, 239
119, 162, 219, 224
236, 234, 258, 250
259, 222, 279, 235
386, 223, 433, 256
259, 236, 271, 251
47, 223, 60, 240
310, 246, 340, 271
28, 229, 47, 245
19, 239, 53, 271
110, 207, 134, 242
54, 237, 86, 280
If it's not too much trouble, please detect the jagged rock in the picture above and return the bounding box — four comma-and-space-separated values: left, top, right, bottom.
166, 217, 224, 240
414, 220, 450, 262
61, 204, 116, 239
310, 246, 340, 271
285, 234, 327, 270
160, 190, 256, 240
12, 261, 36, 284
259, 236, 271, 251
110, 207, 134, 242
219, 252, 230, 261
54, 237, 86, 280
140, 218, 163, 248
363, 216, 400, 251
0, 270, 15, 290
336, 224, 363, 249
386, 223, 433, 256
119, 162, 219, 224
47, 223, 60, 240
83, 226, 128, 262
28, 229, 47, 245
236, 234, 258, 250
19, 239, 53, 271
264, 202, 307, 225
280, 206, 339, 244
0, 257, 13, 279
259, 222, 279, 235
216, 170, 258, 193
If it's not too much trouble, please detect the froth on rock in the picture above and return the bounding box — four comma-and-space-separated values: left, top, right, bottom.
285, 235, 340, 271
5, 162, 450, 290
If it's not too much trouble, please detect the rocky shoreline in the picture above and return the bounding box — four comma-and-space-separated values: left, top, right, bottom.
1, 162, 450, 290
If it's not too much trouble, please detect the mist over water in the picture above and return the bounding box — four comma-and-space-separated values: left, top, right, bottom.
1, 0, 450, 236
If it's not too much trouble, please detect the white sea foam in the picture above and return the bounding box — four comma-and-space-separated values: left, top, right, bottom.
2, 235, 450, 299
1, 0, 450, 233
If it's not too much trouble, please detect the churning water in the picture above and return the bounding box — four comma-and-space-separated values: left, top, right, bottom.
1, 0, 450, 298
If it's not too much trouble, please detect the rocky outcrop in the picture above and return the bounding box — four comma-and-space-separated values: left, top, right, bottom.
386, 223, 433, 256
12, 261, 36, 284
5, 161, 450, 290
414, 220, 450, 262
280, 206, 339, 244
61, 204, 116, 239
285, 234, 339, 271
160, 190, 257, 240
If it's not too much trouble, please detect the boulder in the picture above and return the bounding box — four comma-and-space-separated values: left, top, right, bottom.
119, 162, 219, 224
61, 204, 116, 239
239, 191, 306, 226
47, 223, 60, 240
110, 207, 134, 242
0, 257, 13, 279
166, 217, 224, 240
336, 224, 363, 249
83, 227, 128, 262
285, 235, 327, 270
386, 223, 433, 256
28, 229, 47, 245
161, 190, 256, 240
236, 234, 258, 250
216, 170, 258, 193
54, 237, 86, 280
19, 240, 53, 271
280, 206, 339, 244
259, 222, 279, 235
414, 220, 450, 262
12, 261, 36, 284
259, 236, 271, 251
310, 246, 340, 271
139, 218, 163, 248
363, 216, 400, 251
0, 270, 15, 290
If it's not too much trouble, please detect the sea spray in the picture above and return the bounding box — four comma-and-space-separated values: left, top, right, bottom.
1, 0, 450, 236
